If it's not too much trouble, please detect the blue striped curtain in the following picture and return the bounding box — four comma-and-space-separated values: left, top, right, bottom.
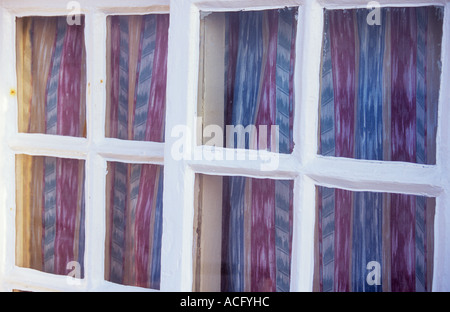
316, 6, 442, 292
220, 8, 297, 292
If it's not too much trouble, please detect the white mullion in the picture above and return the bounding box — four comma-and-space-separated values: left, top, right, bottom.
96, 139, 164, 164
193, 0, 303, 12
0, 7, 20, 288
188, 146, 300, 179
9, 134, 88, 159
290, 174, 316, 291
289, 0, 323, 292
432, 2, 450, 292
307, 156, 443, 197
4, 266, 88, 292
160, 0, 201, 291
83, 10, 107, 290
294, 1, 323, 165
318, 0, 448, 9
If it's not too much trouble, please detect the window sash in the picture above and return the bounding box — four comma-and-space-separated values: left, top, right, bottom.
0, 0, 448, 292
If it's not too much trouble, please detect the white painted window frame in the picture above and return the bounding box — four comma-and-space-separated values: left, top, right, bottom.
0, 0, 448, 292
0, 0, 169, 292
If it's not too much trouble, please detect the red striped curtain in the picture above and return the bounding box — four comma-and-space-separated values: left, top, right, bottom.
16, 16, 86, 277
104, 14, 168, 289
317, 6, 442, 292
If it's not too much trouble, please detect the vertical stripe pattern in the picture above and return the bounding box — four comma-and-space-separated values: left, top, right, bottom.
319, 7, 442, 165
221, 8, 297, 292
105, 14, 168, 289
317, 7, 442, 292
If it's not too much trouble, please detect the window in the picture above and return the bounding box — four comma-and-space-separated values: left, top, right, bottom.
0, 0, 449, 293
1, 0, 169, 292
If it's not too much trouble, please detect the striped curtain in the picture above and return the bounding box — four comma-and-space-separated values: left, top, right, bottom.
105, 162, 164, 289
317, 7, 441, 292
17, 16, 86, 137
315, 187, 435, 292
221, 177, 294, 292
16, 155, 86, 278
15, 17, 86, 277
224, 8, 296, 153
105, 14, 168, 142
220, 8, 296, 292
104, 14, 168, 290
319, 7, 443, 164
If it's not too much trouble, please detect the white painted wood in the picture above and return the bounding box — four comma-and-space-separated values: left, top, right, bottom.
0, 7, 19, 290
432, 2, 450, 292
160, 0, 200, 292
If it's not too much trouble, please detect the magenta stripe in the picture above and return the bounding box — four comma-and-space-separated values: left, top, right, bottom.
134, 15, 169, 287
134, 164, 158, 288
391, 8, 417, 163
329, 10, 355, 159
54, 21, 84, 275
144, 14, 169, 142
251, 178, 276, 292
56, 22, 83, 137
390, 8, 417, 292
334, 189, 352, 292
328, 10, 355, 292
391, 194, 416, 291
54, 158, 79, 275
250, 11, 278, 292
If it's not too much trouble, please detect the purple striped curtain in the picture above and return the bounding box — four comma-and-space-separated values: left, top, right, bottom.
315, 187, 435, 292
106, 14, 168, 142
104, 14, 168, 289
317, 7, 442, 292
17, 16, 86, 137
16, 16, 86, 277
319, 7, 443, 164
220, 8, 297, 292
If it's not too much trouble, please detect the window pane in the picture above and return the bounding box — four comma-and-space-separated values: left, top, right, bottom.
105, 162, 164, 289
198, 8, 297, 153
16, 16, 86, 137
15, 155, 85, 278
318, 7, 443, 164
194, 174, 294, 291
315, 186, 435, 292
105, 14, 169, 142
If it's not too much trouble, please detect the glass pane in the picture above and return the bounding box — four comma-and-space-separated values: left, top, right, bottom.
198, 8, 297, 154
105, 14, 169, 142
193, 174, 294, 292
318, 7, 443, 164
315, 186, 435, 292
16, 155, 85, 278
105, 162, 164, 289
16, 16, 86, 137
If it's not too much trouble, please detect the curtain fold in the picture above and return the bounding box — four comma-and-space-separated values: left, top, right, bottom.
105, 14, 168, 289
15, 16, 86, 277
317, 7, 442, 292
316, 187, 435, 292
319, 7, 443, 164
221, 8, 296, 292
